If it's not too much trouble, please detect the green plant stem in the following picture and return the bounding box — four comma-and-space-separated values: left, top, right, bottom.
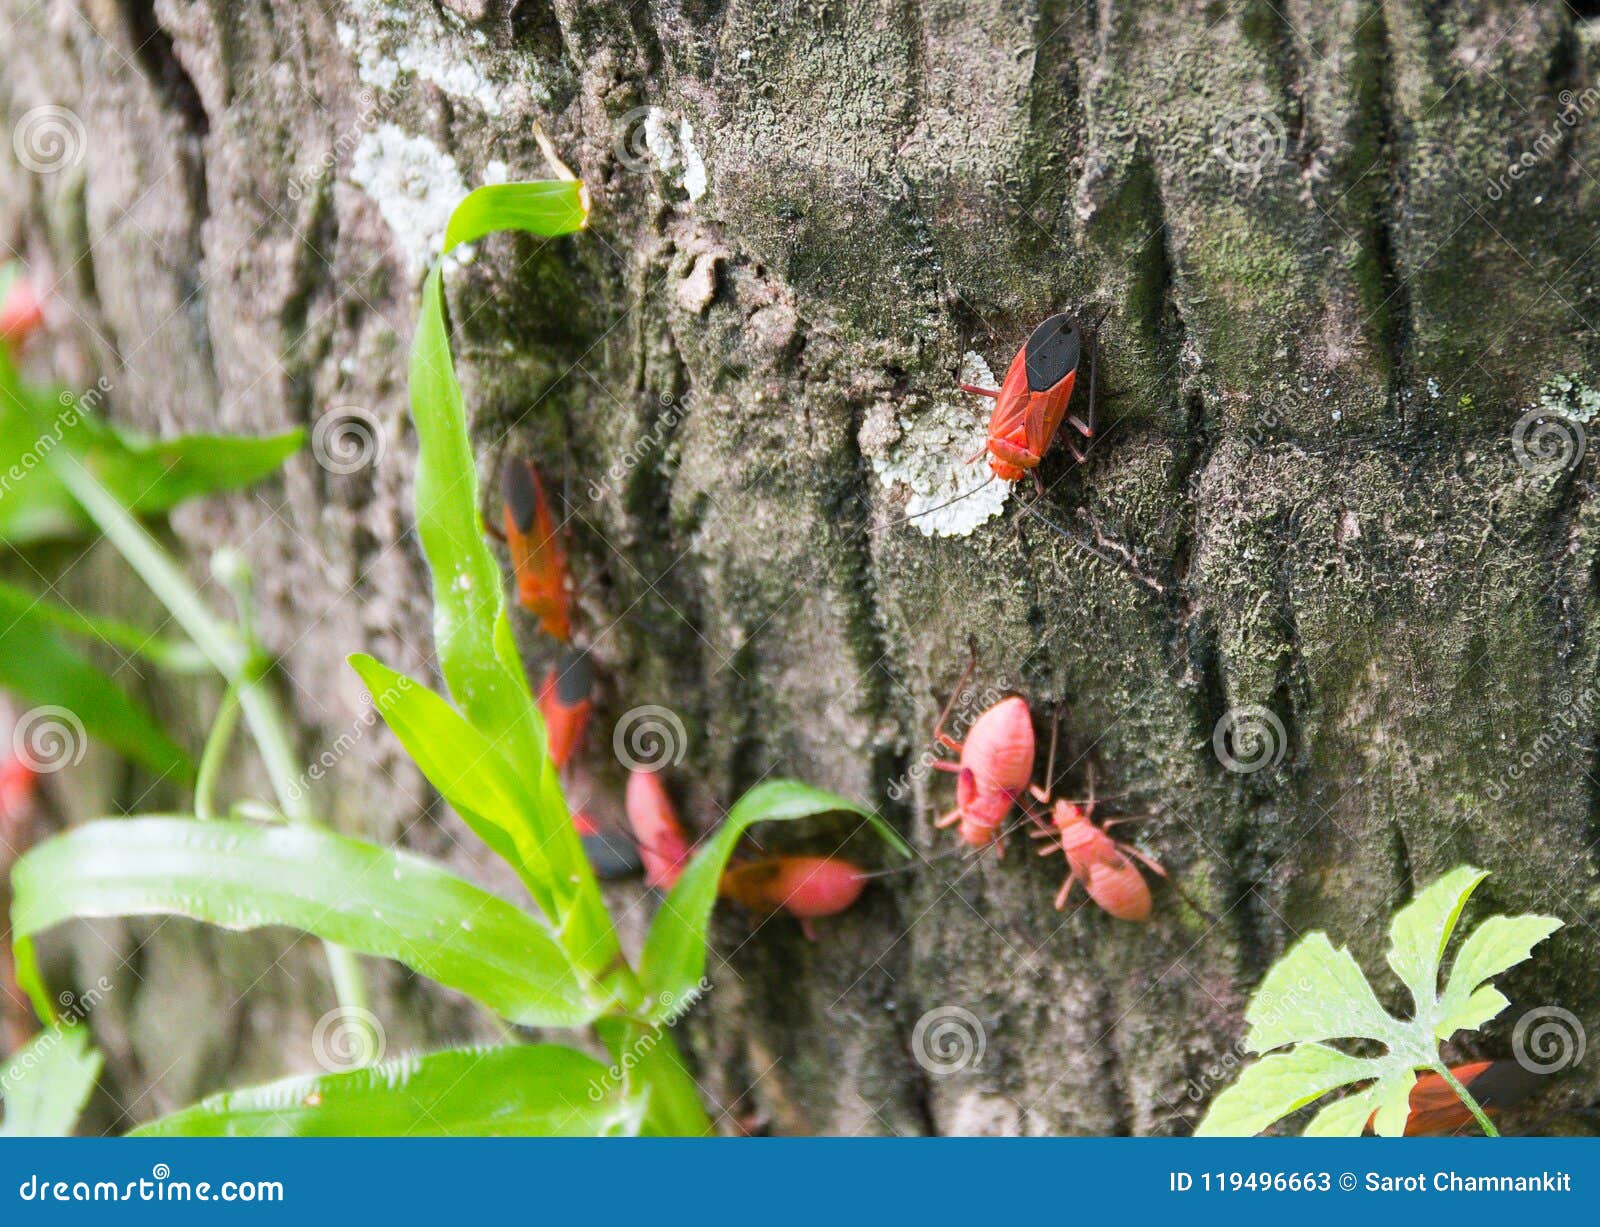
194, 688, 240, 821
1433, 1062, 1500, 1137
45, 448, 375, 1053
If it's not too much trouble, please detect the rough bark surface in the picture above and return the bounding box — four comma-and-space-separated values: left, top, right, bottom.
4, 0, 1600, 1135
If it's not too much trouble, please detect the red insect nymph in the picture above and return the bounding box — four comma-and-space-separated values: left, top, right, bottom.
931, 694, 1036, 855
502, 457, 572, 642
719, 855, 867, 940
962, 313, 1093, 486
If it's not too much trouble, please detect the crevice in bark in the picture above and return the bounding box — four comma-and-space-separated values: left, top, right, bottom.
1349, 0, 1410, 415
1239, 0, 1306, 150
1389, 809, 1416, 905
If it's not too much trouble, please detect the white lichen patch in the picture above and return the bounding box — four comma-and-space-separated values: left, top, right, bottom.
642, 108, 710, 202
1539, 373, 1600, 422
869, 351, 1010, 538
337, 4, 549, 118
351, 125, 504, 279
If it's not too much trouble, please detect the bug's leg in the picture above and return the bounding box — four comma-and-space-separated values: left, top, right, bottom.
1032, 470, 1046, 497
931, 639, 980, 752
959, 382, 1001, 399
799, 917, 819, 942
933, 807, 963, 829
1125, 845, 1168, 877
482, 515, 507, 543
1054, 875, 1077, 909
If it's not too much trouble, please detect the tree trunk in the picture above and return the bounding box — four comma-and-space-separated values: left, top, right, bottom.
4, 0, 1599, 1135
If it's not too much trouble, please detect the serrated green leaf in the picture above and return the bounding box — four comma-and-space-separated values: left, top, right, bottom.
1435, 984, 1509, 1040
638, 780, 906, 1017
0, 1025, 102, 1137
348, 654, 558, 919
1303, 1088, 1382, 1137
1194, 1043, 1383, 1136
1369, 1072, 1421, 1137
0, 585, 191, 780
1246, 933, 1396, 1051
1438, 914, 1562, 1024
1386, 865, 1486, 1013
131, 1044, 634, 1138
11, 818, 597, 1028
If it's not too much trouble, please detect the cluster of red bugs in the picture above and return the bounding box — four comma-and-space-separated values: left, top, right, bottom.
493, 455, 869, 938
927, 649, 1166, 923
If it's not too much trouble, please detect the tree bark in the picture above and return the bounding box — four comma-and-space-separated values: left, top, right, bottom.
4, 0, 1599, 1135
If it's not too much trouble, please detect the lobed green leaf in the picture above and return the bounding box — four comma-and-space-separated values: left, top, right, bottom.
1194, 1043, 1383, 1137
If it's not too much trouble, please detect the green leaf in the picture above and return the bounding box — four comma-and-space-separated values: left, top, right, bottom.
349, 654, 559, 918
11, 818, 598, 1028
1201, 865, 1567, 1137
1245, 933, 1396, 1052
407, 183, 612, 968
0, 1025, 103, 1137
1386, 865, 1486, 1013
1194, 1043, 1382, 1137
0, 579, 206, 672
0, 584, 191, 780
638, 780, 907, 1017
0, 351, 302, 544
1435, 913, 1562, 1037
131, 1045, 635, 1138
442, 181, 589, 250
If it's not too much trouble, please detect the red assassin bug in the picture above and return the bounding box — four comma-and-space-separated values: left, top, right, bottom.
537, 646, 593, 771
928, 650, 1035, 856
625, 768, 693, 890
1028, 759, 1165, 921
1366, 1060, 1546, 1136
500, 456, 572, 642
961, 311, 1102, 489
0, 275, 43, 351
719, 855, 868, 941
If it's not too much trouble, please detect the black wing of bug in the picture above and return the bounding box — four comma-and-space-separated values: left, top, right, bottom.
502, 456, 540, 534
1024, 313, 1082, 393
554, 645, 594, 706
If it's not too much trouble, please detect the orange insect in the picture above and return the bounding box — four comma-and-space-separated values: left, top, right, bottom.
929, 652, 1035, 855
719, 855, 867, 941
537, 647, 593, 770
960, 311, 1102, 489
625, 768, 692, 890
500, 456, 572, 642
1029, 762, 1164, 921
1372, 1060, 1545, 1136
